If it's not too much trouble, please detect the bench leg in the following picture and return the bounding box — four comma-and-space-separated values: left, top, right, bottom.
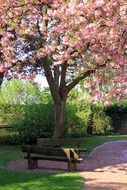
68, 162, 77, 172
28, 159, 38, 169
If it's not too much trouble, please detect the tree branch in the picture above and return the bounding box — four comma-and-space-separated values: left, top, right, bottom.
59, 62, 68, 98
0, 72, 4, 88
54, 65, 60, 88
42, 58, 61, 103
66, 68, 96, 94
36, 19, 42, 36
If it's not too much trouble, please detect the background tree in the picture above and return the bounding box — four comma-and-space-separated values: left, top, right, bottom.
0, 0, 127, 138
0, 79, 41, 105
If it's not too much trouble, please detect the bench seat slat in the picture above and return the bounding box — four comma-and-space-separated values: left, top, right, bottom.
24, 155, 83, 163
37, 138, 85, 147
22, 146, 81, 159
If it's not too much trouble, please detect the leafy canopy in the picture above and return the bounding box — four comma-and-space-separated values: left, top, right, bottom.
0, 0, 127, 104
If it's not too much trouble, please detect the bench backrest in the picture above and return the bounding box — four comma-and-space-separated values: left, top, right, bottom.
22, 146, 80, 160
37, 138, 85, 147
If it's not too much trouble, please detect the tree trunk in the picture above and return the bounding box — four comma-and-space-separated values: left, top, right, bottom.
0, 72, 4, 88
53, 99, 66, 139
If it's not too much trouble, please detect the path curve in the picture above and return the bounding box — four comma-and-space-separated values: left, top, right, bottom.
7, 140, 127, 189
81, 140, 127, 190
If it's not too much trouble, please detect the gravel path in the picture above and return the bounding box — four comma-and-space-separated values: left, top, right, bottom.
81, 140, 127, 190
7, 140, 127, 190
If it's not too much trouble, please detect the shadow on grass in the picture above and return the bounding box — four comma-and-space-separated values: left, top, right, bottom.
0, 171, 83, 190
0, 148, 84, 190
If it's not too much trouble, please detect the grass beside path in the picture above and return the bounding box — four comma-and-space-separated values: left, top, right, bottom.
85, 134, 127, 152
0, 146, 84, 190
0, 135, 127, 190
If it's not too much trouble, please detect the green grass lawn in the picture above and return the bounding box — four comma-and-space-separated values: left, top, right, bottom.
1, 135, 127, 190
0, 146, 84, 190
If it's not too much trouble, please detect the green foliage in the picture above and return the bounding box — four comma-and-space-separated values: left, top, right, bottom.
92, 111, 112, 134
66, 89, 113, 137
66, 90, 92, 137
0, 104, 14, 125
105, 104, 127, 132
0, 80, 54, 144
10, 103, 54, 144
0, 80, 123, 143
0, 134, 21, 145
0, 79, 41, 105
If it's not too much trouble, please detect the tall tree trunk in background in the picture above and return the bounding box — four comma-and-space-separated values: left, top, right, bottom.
0, 72, 4, 88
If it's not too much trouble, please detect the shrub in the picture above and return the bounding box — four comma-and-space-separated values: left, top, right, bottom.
66, 90, 92, 137
0, 81, 117, 143
92, 110, 112, 134
0, 80, 55, 144
105, 104, 127, 132
9, 102, 54, 144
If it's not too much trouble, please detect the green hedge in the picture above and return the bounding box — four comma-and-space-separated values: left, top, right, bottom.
1, 80, 126, 144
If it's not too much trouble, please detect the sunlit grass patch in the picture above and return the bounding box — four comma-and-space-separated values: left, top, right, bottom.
0, 146, 84, 190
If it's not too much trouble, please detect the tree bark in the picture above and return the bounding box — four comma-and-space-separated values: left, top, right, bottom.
53, 99, 66, 139
0, 72, 4, 88
42, 57, 99, 139
42, 58, 68, 139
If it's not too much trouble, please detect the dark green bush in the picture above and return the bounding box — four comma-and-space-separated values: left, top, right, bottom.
8, 102, 54, 144
105, 104, 127, 132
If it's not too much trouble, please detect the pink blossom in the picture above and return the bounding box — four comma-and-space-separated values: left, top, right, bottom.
95, 9, 102, 19
95, 0, 106, 8
0, 0, 127, 104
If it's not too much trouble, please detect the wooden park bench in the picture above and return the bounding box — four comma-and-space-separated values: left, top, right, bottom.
37, 138, 86, 153
22, 145, 84, 171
